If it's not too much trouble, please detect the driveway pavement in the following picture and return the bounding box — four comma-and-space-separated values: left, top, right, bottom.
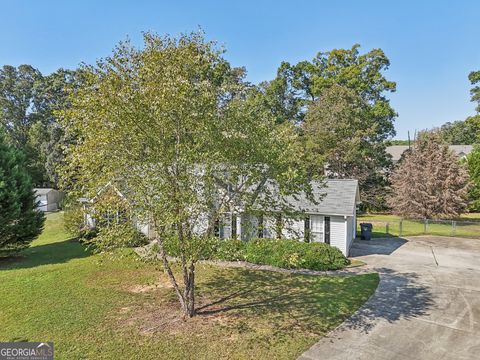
299, 236, 480, 360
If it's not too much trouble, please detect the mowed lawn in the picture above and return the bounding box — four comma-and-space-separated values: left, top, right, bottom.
358, 213, 480, 238
0, 213, 378, 360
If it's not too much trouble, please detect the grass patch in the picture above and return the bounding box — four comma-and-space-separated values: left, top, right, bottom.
358, 213, 480, 238
0, 213, 378, 359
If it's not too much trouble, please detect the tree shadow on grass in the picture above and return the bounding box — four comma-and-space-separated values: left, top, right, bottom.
195, 265, 432, 336
0, 238, 91, 270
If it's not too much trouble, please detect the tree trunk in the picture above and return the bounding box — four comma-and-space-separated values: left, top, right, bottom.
154, 235, 187, 313
183, 261, 196, 317
154, 218, 197, 318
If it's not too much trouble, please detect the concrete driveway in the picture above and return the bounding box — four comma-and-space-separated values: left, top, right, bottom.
299, 236, 480, 360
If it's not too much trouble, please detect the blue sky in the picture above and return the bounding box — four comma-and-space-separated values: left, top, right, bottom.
1, 0, 479, 139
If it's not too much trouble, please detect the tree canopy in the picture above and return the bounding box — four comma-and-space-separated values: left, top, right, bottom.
303, 85, 391, 209
0, 65, 79, 187
259, 45, 396, 209
60, 32, 312, 317
437, 116, 480, 145
467, 145, 480, 211
469, 70, 480, 113
262, 44, 396, 127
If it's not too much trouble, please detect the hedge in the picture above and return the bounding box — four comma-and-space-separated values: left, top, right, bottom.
165, 237, 350, 271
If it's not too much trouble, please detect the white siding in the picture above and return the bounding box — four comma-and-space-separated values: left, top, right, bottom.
136, 221, 151, 237
238, 215, 305, 240
263, 216, 276, 238
329, 216, 347, 255
46, 202, 58, 211
37, 195, 48, 212
36, 190, 64, 212
221, 213, 232, 239
353, 212, 357, 239
192, 212, 209, 236
281, 218, 304, 239
241, 214, 259, 240
236, 215, 242, 239
219, 211, 353, 257
346, 215, 354, 255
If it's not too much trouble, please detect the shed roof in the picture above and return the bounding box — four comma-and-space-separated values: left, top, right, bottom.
34, 188, 57, 196
283, 179, 360, 217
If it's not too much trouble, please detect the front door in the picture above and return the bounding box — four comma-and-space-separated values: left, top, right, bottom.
324, 216, 331, 244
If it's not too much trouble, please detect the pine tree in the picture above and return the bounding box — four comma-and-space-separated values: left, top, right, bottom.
0, 131, 45, 254
388, 132, 469, 219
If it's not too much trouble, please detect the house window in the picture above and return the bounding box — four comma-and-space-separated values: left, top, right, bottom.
324, 216, 331, 245
310, 215, 324, 242
214, 219, 220, 238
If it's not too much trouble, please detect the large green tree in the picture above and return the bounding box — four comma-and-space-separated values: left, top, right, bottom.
467, 145, 480, 211
0, 65, 79, 187
262, 44, 396, 126
60, 32, 311, 318
0, 65, 46, 185
303, 85, 391, 209
438, 117, 480, 145
464, 70, 480, 209
36, 69, 81, 186
0, 130, 45, 254
469, 70, 480, 113
260, 45, 396, 209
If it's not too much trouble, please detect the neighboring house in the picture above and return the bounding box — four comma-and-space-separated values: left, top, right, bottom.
82, 179, 360, 256
387, 144, 473, 163
34, 188, 64, 212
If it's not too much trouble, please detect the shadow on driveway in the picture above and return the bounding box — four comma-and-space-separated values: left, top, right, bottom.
350, 237, 408, 256
341, 267, 434, 333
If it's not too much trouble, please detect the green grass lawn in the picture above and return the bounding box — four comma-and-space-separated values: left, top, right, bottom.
358, 213, 480, 238
0, 213, 378, 359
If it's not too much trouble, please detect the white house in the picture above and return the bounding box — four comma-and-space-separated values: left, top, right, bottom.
34, 188, 64, 212
216, 179, 360, 256
82, 179, 360, 257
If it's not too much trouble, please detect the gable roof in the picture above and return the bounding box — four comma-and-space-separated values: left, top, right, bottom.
284, 179, 360, 217
34, 188, 56, 196
386, 145, 473, 162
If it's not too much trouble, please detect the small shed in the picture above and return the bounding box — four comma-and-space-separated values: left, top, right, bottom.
34, 188, 64, 212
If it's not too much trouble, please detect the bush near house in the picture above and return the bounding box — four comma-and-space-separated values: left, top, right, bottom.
165, 238, 350, 271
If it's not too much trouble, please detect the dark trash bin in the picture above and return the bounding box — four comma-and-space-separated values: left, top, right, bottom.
360, 223, 373, 240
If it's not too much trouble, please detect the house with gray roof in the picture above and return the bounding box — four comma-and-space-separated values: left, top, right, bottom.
218, 179, 360, 256
386, 144, 473, 163
82, 179, 360, 256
